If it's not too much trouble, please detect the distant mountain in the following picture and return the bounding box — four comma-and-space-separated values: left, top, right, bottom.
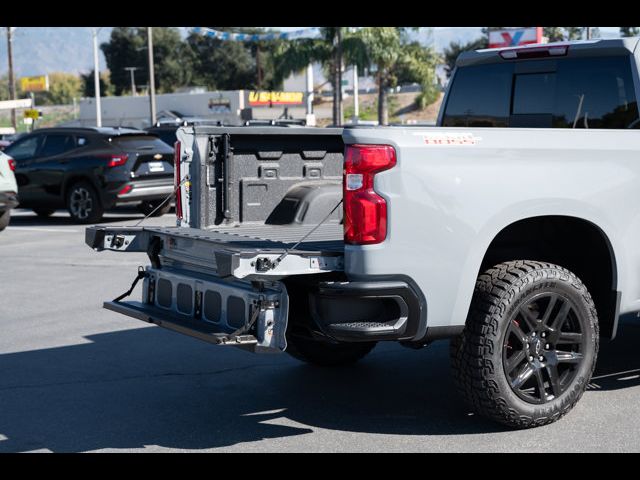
0, 27, 113, 77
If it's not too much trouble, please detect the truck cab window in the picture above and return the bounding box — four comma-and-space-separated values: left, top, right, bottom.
442, 63, 513, 127
553, 57, 638, 129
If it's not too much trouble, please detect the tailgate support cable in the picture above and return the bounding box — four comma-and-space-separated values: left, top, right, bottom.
131, 176, 188, 227
113, 266, 148, 302
269, 199, 343, 270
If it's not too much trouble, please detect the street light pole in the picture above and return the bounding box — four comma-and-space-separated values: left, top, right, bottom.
92, 27, 102, 127
147, 27, 157, 126
124, 67, 138, 96
6, 27, 17, 131
352, 64, 359, 124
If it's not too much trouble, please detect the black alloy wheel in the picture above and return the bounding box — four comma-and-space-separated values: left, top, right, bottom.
502, 293, 587, 404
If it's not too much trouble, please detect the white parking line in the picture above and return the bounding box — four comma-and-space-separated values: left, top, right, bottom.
7, 227, 80, 233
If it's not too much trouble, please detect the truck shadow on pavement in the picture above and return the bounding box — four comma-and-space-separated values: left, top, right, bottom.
1, 317, 639, 452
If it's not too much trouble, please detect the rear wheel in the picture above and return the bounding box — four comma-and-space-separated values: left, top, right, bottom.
33, 208, 55, 218
0, 210, 10, 231
138, 199, 172, 217
450, 260, 598, 428
286, 336, 376, 367
66, 181, 104, 224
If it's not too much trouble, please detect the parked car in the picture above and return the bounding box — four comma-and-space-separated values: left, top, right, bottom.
3, 127, 175, 223
88, 38, 640, 428
0, 151, 18, 231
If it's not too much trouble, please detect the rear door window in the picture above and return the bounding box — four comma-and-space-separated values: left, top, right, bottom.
40, 134, 76, 157
4, 134, 43, 162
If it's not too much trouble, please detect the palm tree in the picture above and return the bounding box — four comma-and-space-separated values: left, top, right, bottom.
359, 27, 440, 125
273, 28, 366, 125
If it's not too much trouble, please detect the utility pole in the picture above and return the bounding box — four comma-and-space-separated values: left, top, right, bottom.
256, 43, 262, 90
6, 27, 17, 131
124, 67, 138, 96
586, 27, 592, 40
92, 27, 102, 127
336, 28, 344, 126
305, 63, 315, 126
147, 27, 157, 126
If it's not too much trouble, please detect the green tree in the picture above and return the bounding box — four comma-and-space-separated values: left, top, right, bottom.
544, 27, 565, 42
26, 72, 83, 106
81, 70, 114, 97
394, 40, 441, 109
272, 27, 366, 125
0, 74, 11, 101
620, 27, 640, 37
443, 38, 488, 78
185, 29, 258, 91
359, 27, 440, 125
101, 27, 191, 95
564, 27, 585, 40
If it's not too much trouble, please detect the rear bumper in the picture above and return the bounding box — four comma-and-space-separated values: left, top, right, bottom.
309, 280, 427, 342
115, 181, 174, 204
0, 191, 18, 212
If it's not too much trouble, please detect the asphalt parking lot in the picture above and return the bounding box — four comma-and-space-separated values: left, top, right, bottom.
1, 207, 640, 452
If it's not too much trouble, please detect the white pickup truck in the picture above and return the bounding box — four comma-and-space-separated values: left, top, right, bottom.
87, 38, 640, 428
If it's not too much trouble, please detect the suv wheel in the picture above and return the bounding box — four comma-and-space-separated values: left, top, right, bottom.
0, 210, 10, 231
66, 181, 104, 224
33, 208, 55, 218
138, 199, 172, 217
450, 260, 598, 428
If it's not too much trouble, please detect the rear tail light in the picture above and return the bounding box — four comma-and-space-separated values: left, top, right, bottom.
118, 184, 133, 195
343, 144, 397, 245
7, 157, 16, 171
174, 140, 183, 220
106, 154, 128, 168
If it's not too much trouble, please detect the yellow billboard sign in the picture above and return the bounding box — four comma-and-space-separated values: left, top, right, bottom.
248, 91, 304, 106
23, 109, 40, 119
20, 75, 49, 93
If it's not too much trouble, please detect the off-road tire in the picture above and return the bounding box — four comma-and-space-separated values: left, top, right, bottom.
450, 260, 599, 428
66, 181, 104, 224
138, 199, 172, 217
0, 210, 10, 231
286, 336, 377, 367
33, 208, 55, 218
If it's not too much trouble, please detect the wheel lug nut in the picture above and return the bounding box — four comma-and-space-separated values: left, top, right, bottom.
539, 356, 544, 361
545, 344, 550, 349
528, 356, 534, 362
541, 332, 546, 338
